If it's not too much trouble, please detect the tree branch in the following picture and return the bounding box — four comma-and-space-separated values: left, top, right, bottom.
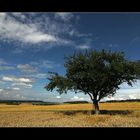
87, 93, 93, 101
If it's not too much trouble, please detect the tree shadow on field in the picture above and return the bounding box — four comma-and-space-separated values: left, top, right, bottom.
100, 110, 133, 115
59, 110, 134, 116
60, 110, 91, 115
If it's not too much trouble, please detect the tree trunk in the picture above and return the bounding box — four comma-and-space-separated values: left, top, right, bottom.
92, 100, 100, 115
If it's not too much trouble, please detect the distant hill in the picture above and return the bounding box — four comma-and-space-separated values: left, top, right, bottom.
0, 100, 61, 105
105, 99, 140, 103
64, 101, 89, 104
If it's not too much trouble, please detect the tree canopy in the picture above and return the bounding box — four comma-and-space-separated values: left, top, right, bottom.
45, 49, 140, 114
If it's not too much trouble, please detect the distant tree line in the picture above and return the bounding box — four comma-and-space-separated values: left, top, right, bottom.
64, 101, 89, 104
106, 99, 140, 103
0, 100, 61, 105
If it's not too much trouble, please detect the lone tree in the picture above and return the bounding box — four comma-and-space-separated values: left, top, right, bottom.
45, 49, 140, 114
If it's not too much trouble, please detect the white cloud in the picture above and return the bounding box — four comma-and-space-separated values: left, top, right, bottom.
12, 87, 20, 90
0, 12, 77, 48
15, 94, 20, 98
0, 87, 20, 92
11, 12, 26, 20
130, 37, 140, 45
17, 64, 38, 73
128, 95, 137, 99
14, 94, 26, 99
0, 66, 15, 71
21, 96, 26, 99
24, 32, 57, 44
0, 80, 5, 84
76, 44, 90, 50
12, 82, 32, 88
71, 95, 84, 101
30, 60, 61, 69
0, 88, 27, 100
41, 60, 55, 68
56, 96, 61, 99
0, 58, 15, 70
117, 88, 140, 96
0, 13, 57, 44
0, 12, 92, 51
0, 89, 4, 92
30, 62, 38, 65
108, 44, 119, 48
29, 73, 48, 79
69, 29, 92, 37
0, 59, 7, 65
55, 12, 74, 22
0, 13, 6, 16
119, 80, 140, 89
0, 85, 43, 100
2, 76, 33, 83
101, 88, 140, 101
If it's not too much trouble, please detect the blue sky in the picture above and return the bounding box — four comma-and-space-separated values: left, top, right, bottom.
0, 12, 140, 102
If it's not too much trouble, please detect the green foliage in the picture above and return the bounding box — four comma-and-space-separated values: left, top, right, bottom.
45, 49, 140, 103
45, 72, 73, 94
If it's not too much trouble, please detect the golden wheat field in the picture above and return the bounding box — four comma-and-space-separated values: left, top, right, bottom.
0, 102, 140, 127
